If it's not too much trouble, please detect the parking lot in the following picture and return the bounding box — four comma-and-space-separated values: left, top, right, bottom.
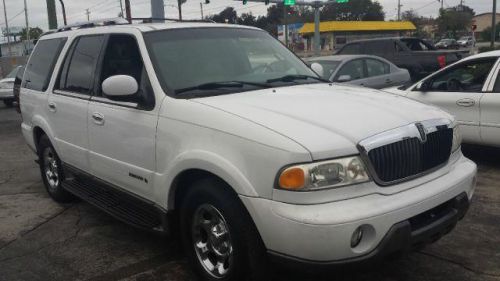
0, 103, 499, 281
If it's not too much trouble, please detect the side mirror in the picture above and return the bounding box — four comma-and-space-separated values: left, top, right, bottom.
337, 75, 352, 82
415, 80, 429, 92
102, 75, 138, 98
310, 62, 324, 78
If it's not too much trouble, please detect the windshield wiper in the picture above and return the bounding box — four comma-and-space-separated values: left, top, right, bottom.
266, 74, 330, 84
176, 81, 270, 95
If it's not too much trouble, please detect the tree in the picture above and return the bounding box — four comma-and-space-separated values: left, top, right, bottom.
20, 27, 44, 40
402, 9, 435, 38
321, 0, 384, 21
437, 5, 474, 38
209, 7, 238, 24
237, 13, 257, 26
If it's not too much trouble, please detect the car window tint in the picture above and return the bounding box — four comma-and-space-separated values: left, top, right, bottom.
492, 72, 500, 92
366, 59, 389, 77
394, 42, 405, 52
311, 60, 341, 80
339, 43, 360, 54
23, 37, 67, 91
428, 59, 496, 92
336, 59, 364, 80
363, 41, 386, 54
57, 35, 104, 94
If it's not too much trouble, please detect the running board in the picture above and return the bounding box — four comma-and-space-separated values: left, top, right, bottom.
62, 176, 169, 234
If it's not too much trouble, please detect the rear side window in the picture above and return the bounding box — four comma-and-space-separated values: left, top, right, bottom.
23, 37, 66, 91
366, 59, 390, 77
57, 35, 104, 95
363, 41, 387, 54
338, 43, 360, 55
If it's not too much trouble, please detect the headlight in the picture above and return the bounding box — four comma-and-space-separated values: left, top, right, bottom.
277, 156, 370, 191
451, 125, 462, 153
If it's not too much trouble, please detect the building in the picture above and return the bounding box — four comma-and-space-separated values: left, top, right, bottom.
278, 21, 416, 52
0, 40, 34, 57
472, 13, 500, 32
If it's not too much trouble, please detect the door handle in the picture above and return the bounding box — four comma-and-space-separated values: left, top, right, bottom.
456, 99, 475, 107
48, 102, 57, 112
92, 112, 105, 125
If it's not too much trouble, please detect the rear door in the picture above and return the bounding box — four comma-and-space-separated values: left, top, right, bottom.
407, 57, 498, 144
88, 33, 157, 199
363, 58, 392, 89
48, 35, 105, 172
333, 59, 367, 86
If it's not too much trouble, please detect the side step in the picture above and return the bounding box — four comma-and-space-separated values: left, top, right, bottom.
62, 178, 168, 234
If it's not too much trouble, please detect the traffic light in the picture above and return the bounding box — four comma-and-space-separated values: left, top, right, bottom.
205, 0, 210, 3
264, 0, 269, 4
243, 0, 247, 4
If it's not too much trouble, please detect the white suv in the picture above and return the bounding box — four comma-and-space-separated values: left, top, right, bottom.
20, 20, 476, 280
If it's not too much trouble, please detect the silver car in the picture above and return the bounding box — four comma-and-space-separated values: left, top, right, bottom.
305, 55, 411, 89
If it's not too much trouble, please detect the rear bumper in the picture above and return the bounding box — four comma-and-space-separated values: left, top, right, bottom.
268, 192, 469, 269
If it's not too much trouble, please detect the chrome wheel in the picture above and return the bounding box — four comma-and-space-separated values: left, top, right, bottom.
43, 147, 59, 191
192, 204, 233, 278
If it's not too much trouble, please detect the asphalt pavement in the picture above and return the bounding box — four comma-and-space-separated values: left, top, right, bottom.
0, 103, 499, 281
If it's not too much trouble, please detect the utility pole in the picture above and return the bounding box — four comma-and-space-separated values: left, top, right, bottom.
200, 2, 204, 19
119, 0, 124, 17
177, 0, 183, 20
59, 0, 67, 25
85, 8, 90, 21
283, 4, 288, 47
2, 0, 11, 57
492, 0, 497, 48
397, 0, 402, 21
23, 0, 30, 54
313, 1, 320, 55
125, 0, 132, 22
151, 0, 165, 22
46, 0, 58, 29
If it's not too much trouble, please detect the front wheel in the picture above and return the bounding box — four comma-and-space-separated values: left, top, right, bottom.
179, 178, 267, 281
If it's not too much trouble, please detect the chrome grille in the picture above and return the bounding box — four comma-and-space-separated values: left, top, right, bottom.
359, 119, 453, 186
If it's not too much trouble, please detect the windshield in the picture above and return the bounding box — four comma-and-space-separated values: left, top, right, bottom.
144, 27, 318, 98
308, 60, 341, 79
5, 66, 21, 79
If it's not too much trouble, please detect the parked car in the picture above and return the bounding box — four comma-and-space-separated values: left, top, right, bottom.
20, 20, 475, 281
435, 39, 460, 50
304, 55, 410, 89
0, 65, 22, 107
13, 65, 25, 113
457, 36, 475, 47
336, 37, 463, 80
384, 51, 500, 147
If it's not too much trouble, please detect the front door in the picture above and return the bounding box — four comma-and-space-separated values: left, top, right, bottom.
407, 57, 497, 144
88, 33, 157, 199
480, 62, 500, 146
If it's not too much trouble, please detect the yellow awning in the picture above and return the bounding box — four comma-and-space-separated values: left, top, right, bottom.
299, 21, 416, 34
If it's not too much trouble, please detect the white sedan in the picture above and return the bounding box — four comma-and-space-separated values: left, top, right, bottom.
385, 51, 500, 147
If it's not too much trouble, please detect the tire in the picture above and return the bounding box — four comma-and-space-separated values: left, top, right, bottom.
3, 99, 13, 107
179, 178, 268, 281
38, 135, 76, 203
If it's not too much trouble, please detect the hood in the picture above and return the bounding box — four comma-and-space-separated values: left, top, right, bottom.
192, 83, 451, 160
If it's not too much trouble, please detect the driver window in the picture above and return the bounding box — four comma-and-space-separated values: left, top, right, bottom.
335, 59, 365, 81
428, 59, 496, 92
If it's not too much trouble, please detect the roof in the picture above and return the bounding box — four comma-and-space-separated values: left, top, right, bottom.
41, 22, 260, 40
304, 54, 378, 61
299, 21, 416, 34
473, 12, 500, 18
463, 50, 500, 61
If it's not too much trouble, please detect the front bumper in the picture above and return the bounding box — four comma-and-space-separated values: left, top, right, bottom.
240, 154, 476, 263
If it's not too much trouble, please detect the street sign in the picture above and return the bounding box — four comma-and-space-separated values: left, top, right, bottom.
336, 0, 349, 3
284, 0, 295, 6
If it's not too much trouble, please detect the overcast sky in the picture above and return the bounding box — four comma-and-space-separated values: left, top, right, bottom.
0, 0, 495, 32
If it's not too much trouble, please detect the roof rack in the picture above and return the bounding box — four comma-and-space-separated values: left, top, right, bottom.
57, 17, 129, 32
51, 17, 216, 34
130, 17, 215, 23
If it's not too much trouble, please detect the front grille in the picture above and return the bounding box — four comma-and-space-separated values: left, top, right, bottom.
367, 128, 453, 184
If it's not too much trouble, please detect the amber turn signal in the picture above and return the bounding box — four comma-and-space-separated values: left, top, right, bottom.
279, 167, 306, 190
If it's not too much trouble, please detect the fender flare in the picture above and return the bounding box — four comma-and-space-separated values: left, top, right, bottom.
160, 150, 259, 209
31, 114, 58, 153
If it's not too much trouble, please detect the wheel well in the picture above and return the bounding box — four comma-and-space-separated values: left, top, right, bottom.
33, 126, 46, 152
170, 169, 237, 210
